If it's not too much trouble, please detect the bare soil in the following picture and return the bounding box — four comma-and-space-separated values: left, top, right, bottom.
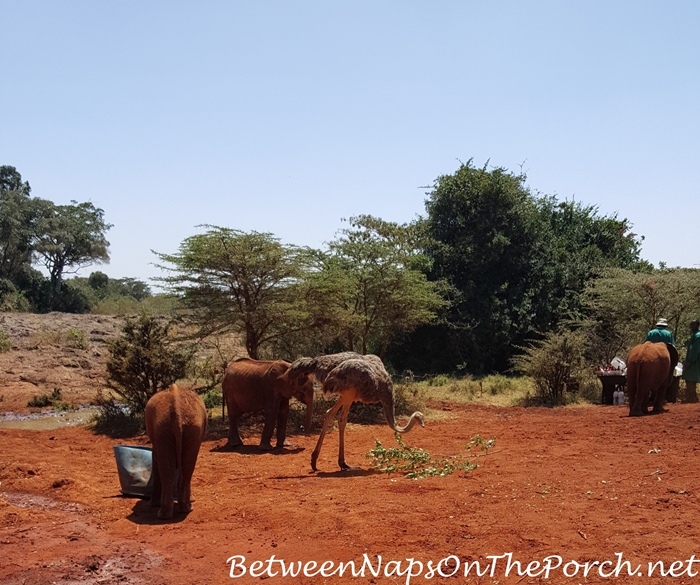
2, 314, 700, 584
0, 313, 123, 414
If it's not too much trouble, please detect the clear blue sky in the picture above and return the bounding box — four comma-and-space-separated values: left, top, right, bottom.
2, 1, 698, 281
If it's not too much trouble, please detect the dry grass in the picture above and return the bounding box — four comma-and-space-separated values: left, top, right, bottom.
30, 328, 89, 349
416, 374, 535, 407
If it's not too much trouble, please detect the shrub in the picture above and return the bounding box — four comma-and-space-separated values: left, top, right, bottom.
428, 374, 450, 387
511, 329, 586, 406
27, 387, 63, 408
65, 328, 89, 349
91, 391, 144, 437
201, 388, 223, 410
106, 314, 195, 415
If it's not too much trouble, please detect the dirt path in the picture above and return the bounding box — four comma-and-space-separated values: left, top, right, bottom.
2, 402, 700, 584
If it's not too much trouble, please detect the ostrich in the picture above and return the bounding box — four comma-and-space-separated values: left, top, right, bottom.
288, 352, 425, 471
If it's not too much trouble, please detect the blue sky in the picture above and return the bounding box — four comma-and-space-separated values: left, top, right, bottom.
2, 2, 698, 281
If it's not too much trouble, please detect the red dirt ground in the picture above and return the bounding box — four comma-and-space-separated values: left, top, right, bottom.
2, 401, 700, 585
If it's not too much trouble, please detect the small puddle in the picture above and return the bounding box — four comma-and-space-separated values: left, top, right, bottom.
0, 407, 99, 430
0, 490, 88, 513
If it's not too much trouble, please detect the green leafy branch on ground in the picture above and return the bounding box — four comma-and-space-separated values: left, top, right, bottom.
366, 432, 495, 480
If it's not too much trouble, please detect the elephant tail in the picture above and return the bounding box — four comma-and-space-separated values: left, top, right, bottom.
171, 385, 184, 491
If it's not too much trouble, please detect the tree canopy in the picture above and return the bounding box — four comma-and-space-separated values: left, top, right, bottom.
154, 226, 314, 359
315, 215, 448, 357
388, 161, 647, 375
33, 200, 112, 302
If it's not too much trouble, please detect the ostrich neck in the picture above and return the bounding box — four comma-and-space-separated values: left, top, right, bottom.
392, 411, 425, 433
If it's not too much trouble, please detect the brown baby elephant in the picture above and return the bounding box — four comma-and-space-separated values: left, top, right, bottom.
627, 342, 679, 417
145, 384, 207, 519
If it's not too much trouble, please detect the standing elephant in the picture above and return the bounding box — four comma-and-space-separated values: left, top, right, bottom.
222, 358, 314, 450
145, 384, 207, 519
627, 342, 679, 416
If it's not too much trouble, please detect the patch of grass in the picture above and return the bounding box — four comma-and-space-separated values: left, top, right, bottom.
65, 328, 89, 349
366, 433, 496, 480
0, 329, 11, 353
412, 375, 535, 407
31, 328, 89, 349
427, 374, 450, 387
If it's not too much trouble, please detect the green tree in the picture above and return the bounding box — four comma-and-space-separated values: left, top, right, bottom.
392, 161, 647, 375
0, 166, 36, 283
412, 161, 547, 373
317, 215, 448, 356
154, 226, 314, 359
533, 197, 649, 328
106, 315, 194, 414
33, 200, 112, 302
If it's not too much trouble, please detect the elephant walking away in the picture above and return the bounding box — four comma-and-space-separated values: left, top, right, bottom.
627, 342, 679, 417
145, 384, 207, 519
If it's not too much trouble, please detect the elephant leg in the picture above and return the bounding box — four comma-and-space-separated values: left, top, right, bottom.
275, 397, 290, 448
311, 398, 345, 471
627, 367, 644, 417
177, 431, 202, 514
652, 379, 670, 413
150, 451, 162, 508
337, 403, 354, 471
153, 443, 177, 519
304, 395, 314, 434
260, 395, 281, 451
226, 402, 243, 448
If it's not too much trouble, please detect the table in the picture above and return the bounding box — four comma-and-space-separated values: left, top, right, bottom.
597, 373, 626, 405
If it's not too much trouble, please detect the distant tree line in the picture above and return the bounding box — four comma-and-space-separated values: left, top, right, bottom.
156, 160, 689, 375
0, 165, 150, 312
6, 162, 700, 378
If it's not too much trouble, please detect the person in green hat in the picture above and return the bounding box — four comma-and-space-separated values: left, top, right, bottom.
645, 318, 676, 345
682, 320, 700, 403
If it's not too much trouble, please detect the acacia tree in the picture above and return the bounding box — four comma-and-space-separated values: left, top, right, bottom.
154, 226, 315, 359
585, 268, 700, 360
33, 200, 112, 300
316, 215, 448, 357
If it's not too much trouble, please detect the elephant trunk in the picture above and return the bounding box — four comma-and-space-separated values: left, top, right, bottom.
382, 400, 425, 433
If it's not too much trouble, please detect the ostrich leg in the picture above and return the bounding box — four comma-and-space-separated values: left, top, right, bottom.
337, 402, 354, 470
311, 398, 345, 471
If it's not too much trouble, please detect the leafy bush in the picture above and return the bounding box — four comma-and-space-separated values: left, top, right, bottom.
201, 388, 223, 410
106, 314, 194, 415
511, 329, 586, 406
91, 391, 144, 437
0, 279, 30, 312
27, 387, 63, 408
366, 433, 495, 479
428, 374, 450, 387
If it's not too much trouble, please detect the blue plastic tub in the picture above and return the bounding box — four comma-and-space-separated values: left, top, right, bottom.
113, 445, 153, 498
